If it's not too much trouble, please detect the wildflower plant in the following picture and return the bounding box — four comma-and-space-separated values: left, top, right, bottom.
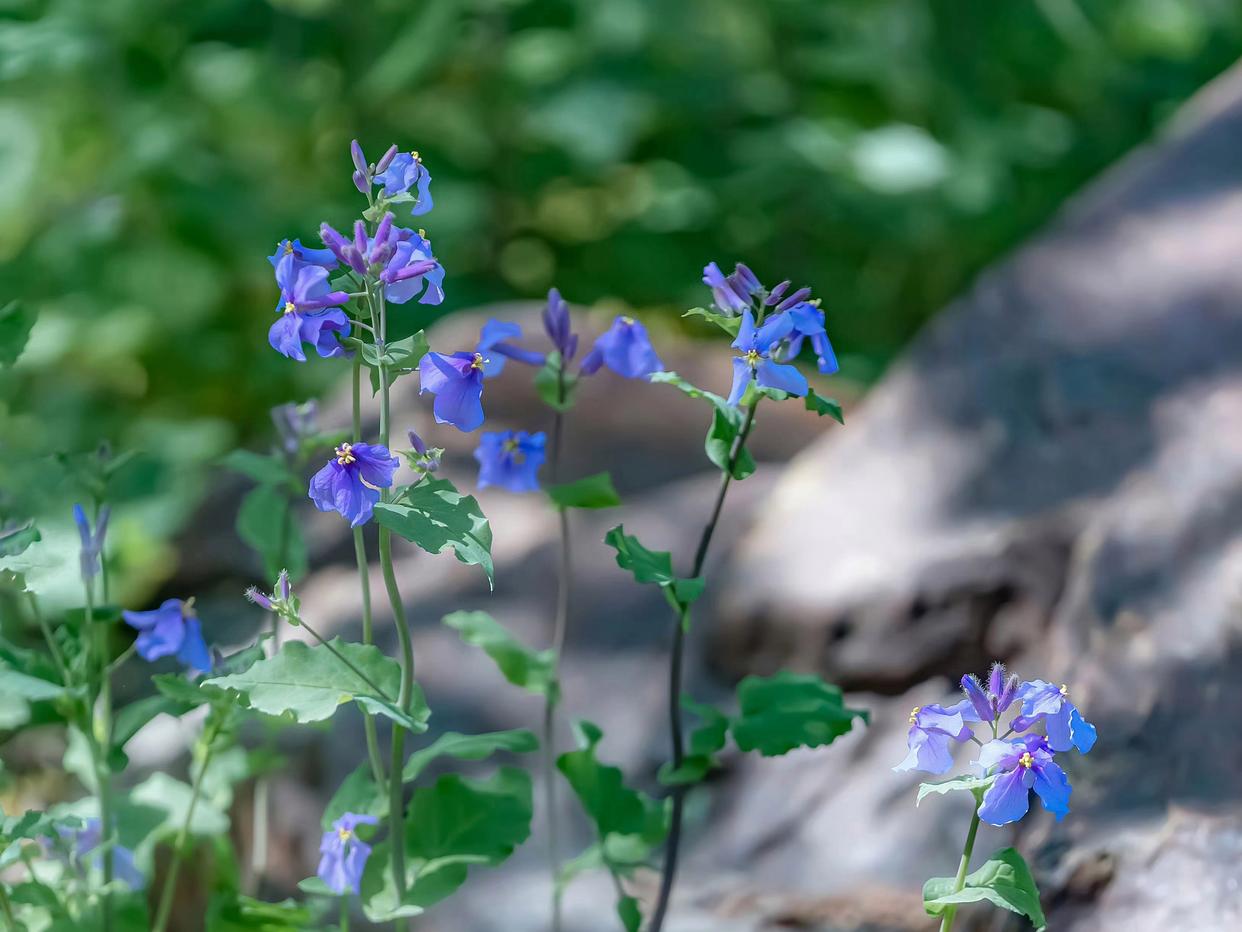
902, 664, 1097, 931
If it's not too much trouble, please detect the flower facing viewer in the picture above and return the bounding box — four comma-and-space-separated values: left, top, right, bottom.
308, 442, 399, 527
122, 598, 212, 673
317, 813, 378, 895
474, 430, 546, 492
727, 309, 806, 405
269, 253, 351, 362
975, 734, 1072, 826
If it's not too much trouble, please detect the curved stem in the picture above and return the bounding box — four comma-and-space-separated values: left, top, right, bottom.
0, 883, 14, 930
938, 804, 982, 932
152, 716, 223, 932
648, 402, 757, 932
86, 580, 114, 932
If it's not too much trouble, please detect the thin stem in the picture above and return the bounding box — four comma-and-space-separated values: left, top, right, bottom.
938, 804, 983, 932
152, 716, 223, 932
0, 883, 16, 930
29, 591, 67, 683
86, 578, 114, 932
339, 896, 349, 932
648, 401, 758, 932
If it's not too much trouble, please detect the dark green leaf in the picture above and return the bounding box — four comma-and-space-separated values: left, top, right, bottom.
805, 388, 845, 424
0, 300, 37, 367
730, 671, 868, 756
923, 847, 1046, 930
546, 472, 621, 510
114, 695, 194, 747
207, 894, 317, 932
323, 763, 386, 829
705, 406, 756, 479
442, 612, 556, 698
402, 729, 539, 783
0, 523, 39, 557
405, 766, 533, 867
659, 699, 728, 785
618, 895, 643, 932
362, 331, 430, 394
603, 525, 674, 586
375, 477, 493, 586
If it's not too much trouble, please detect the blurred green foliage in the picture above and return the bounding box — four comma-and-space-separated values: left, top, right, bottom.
2, 0, 1241, 588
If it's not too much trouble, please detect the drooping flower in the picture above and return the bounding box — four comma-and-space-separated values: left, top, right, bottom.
317, 813, 378, 895
779, 301, 840, 375
542, 288, 578, 362
476, 319, 546, 376
894, 699, 978, 775
72, 503, 109, 581
580, 316, 663, 379
48, 819, 144, 890
1015, 679, 1098, 754
418, 351, 489, 432
373, 151, 434, 216
308, 442, 398, 527
122, 598, 212, 673
726, 309, 806, 406
271, 400, 319, 457
269, 253, 351, 362
268, 239, 338, 272
975, 734, 1071, 826
474, 430, 547, 493
702, 261, 761, 315
960, 663, 1021, 724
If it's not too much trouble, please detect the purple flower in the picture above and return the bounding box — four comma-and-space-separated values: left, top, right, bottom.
580, 316, 663, 379
542, 288, 578, 361
975, 734, 1072, 826
779, 302, 840, 375
474, 430, 546, 493
122, 598, 212, 673
308, 442, 398, 527
268, 239, 338, 272
894, 699, 978, 775
476, 319, 546, 376
373, 151, 434, 216
269, 254, 351, 362
245, 569, 296, 619
960, 663, 1021, 724
405, 429, 442, 474
418, 351, 489, 432
703, 261, 760, 315
726, 309, 806, 406
50, 819, 144, 890
321, 219, 444, 306
317, 812, 378, 895
72, 503, 109, 581
1015, 679, 1098, 754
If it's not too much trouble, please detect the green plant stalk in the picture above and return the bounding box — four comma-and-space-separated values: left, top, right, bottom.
152, 714, 224, 932
938, 803, 983, 932
0, 882, 16, 930
85, 577, 115, 932
340, 896, 349, 932
648, 400, 758, 932
352, 354, 389, 789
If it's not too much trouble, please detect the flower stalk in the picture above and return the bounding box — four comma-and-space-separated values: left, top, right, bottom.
938, 803, 982, 932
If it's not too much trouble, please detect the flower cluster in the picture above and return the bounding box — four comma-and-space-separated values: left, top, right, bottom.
896, 663, 1096, 826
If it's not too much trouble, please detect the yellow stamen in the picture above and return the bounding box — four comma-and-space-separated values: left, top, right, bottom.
411, 150, 420, 160
621, 315, 635, 326
503, 438, 519, 453
283, 301, 297, 315
335, 443, 357, 466
743, 348, 762, 367
283, 242, 294, 254
418, 228, 426, 239
470, 353, 487, 371
337, 827, 352, 843
1059, 684, 1069, 697
908, 706, 921, 724
1018, 751, 1034, 769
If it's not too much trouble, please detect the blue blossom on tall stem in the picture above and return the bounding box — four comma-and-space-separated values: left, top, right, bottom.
975, 734, 1072, 826
727, 309, 805, 405
308, 442, 398, 527
121, 599, 212, 673
580, 315, 663, 379
474, 430, 546, 492
702, 261, 760, 315
542, 287, 578, 361
320, 219, 444, 306
72, 503, 109, 581
476, 319, 546, 376
317, 813, 378, 895
373, 150, 434, 216
778, 301, 840, 375
418, 351, 487, 432
1015, 680, 1098, 754
269, 254, 351, 362
894, 699, 979, 775
268, 239, 338, 272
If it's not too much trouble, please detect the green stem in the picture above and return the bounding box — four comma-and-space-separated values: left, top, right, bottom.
86, 579, 114, 932
152, 716, 223, 932
339, 896, 349, 931
939, 804, 982, 932
0, 883, 16, 930
352, 355, 388, 789
29, 591, 67, 683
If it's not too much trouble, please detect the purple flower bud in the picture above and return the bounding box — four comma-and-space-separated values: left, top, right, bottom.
245, 587, 275, 612
350, 140, 367, 175
408, 430, 427, 455
353, 220, 368, 259
351, 170, 368, 195
776, 286, 812, 312
997, 673, 1020, 713
374, 212, 394, 249
733, 263, 761, 295
278, 569, 291, 601
961, 674, 993, 723
319, 223, 351, 264
765, 280, 791, 305
988, 662, 1006, 697
376, 144, 398, 174
73, 503, 109, 582
542, 288, 577, 361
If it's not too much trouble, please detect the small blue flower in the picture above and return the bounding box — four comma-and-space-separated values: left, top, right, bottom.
780, 302, 840, 375
726, 309, 806, 406
542, 288, 578, 361
476, 319, 546, 377
580, 316, 663, 379
72, 503, 109, 581
373, 151, 434, 216
975, 734, 1071, 826
122, 598, 212, 673
474, 430, 546, 493
894, 699, 978, 775
317, 812, 378, 895
269, 254, 351, 362
320, 218, 444, 306
702, 261, 758, 315
308, 442, 399, 527
418, 351, 488, 432
1015, 679, 1098, 754
268, 239, 338, 272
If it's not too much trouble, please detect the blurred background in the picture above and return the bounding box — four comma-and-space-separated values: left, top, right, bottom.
5, 0, 1242, 929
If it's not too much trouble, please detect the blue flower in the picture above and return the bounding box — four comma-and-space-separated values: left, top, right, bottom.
308, 442, 398, 527
122, 598, 212, 673
960, 663, 1021, 723
894, 699, 978, 775
418, 351, 488, 432
268, 239, 338, 272
317, 812, 378, 895
320, 218, 444, 306
580, 316, 663, 379
780, 301, 840, 375
975, 734, 1071, 826
269, 254, 351, 362
702, 261, 759, 314
1015, 679, 1098, 754
72, 503, 109, 581
542, 288, 578, 361
726, 309, 806, 405
476, 319, 546, 377
474, 430, 546, 492
373, 151, 434, 216
50, 819, 144, 890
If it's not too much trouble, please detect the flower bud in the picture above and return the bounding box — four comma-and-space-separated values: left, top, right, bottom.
376, 144, 398, 174
350, 140, 367, 175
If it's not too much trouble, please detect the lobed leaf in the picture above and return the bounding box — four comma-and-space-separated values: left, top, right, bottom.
923, 847, 1047, 930
805, 388, 845, 424
659, 698, 729, 786
729, 671, 868, 756
916, 773, 998, 806
442, 611, 556, 698
375, 477, 494, 587
546, 472, 621, 510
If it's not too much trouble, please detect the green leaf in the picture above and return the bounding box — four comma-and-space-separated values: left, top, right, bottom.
916, 773, 998, 806
546, 472, 621, 510
729, 671, 868, 756
0, 300, 37, 367
361, 331, 430, 394
682, 306, 742, 337
402, 729, 539, 783
659, 699, 728, 786
236, 486, 306, 581
805, 388, 845, 424
705, 406, 756, 479
207, 894, 317, 932
923, 847, 1047, 930
202, 639, 428, 732
535, 352, 577, 412
649, 370, 730, 409
219, 450, 293, 487
617, 895, 643, 932
129, 772, 230, 839
405, 766, 533, 867
323, 763, 387, 829
603, 526, 704, 612
374, 477, 494, 587
358, 845, 467, 922
113, 695, 193, 747
0, 522, 40, 557
442, 612, 556, 698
